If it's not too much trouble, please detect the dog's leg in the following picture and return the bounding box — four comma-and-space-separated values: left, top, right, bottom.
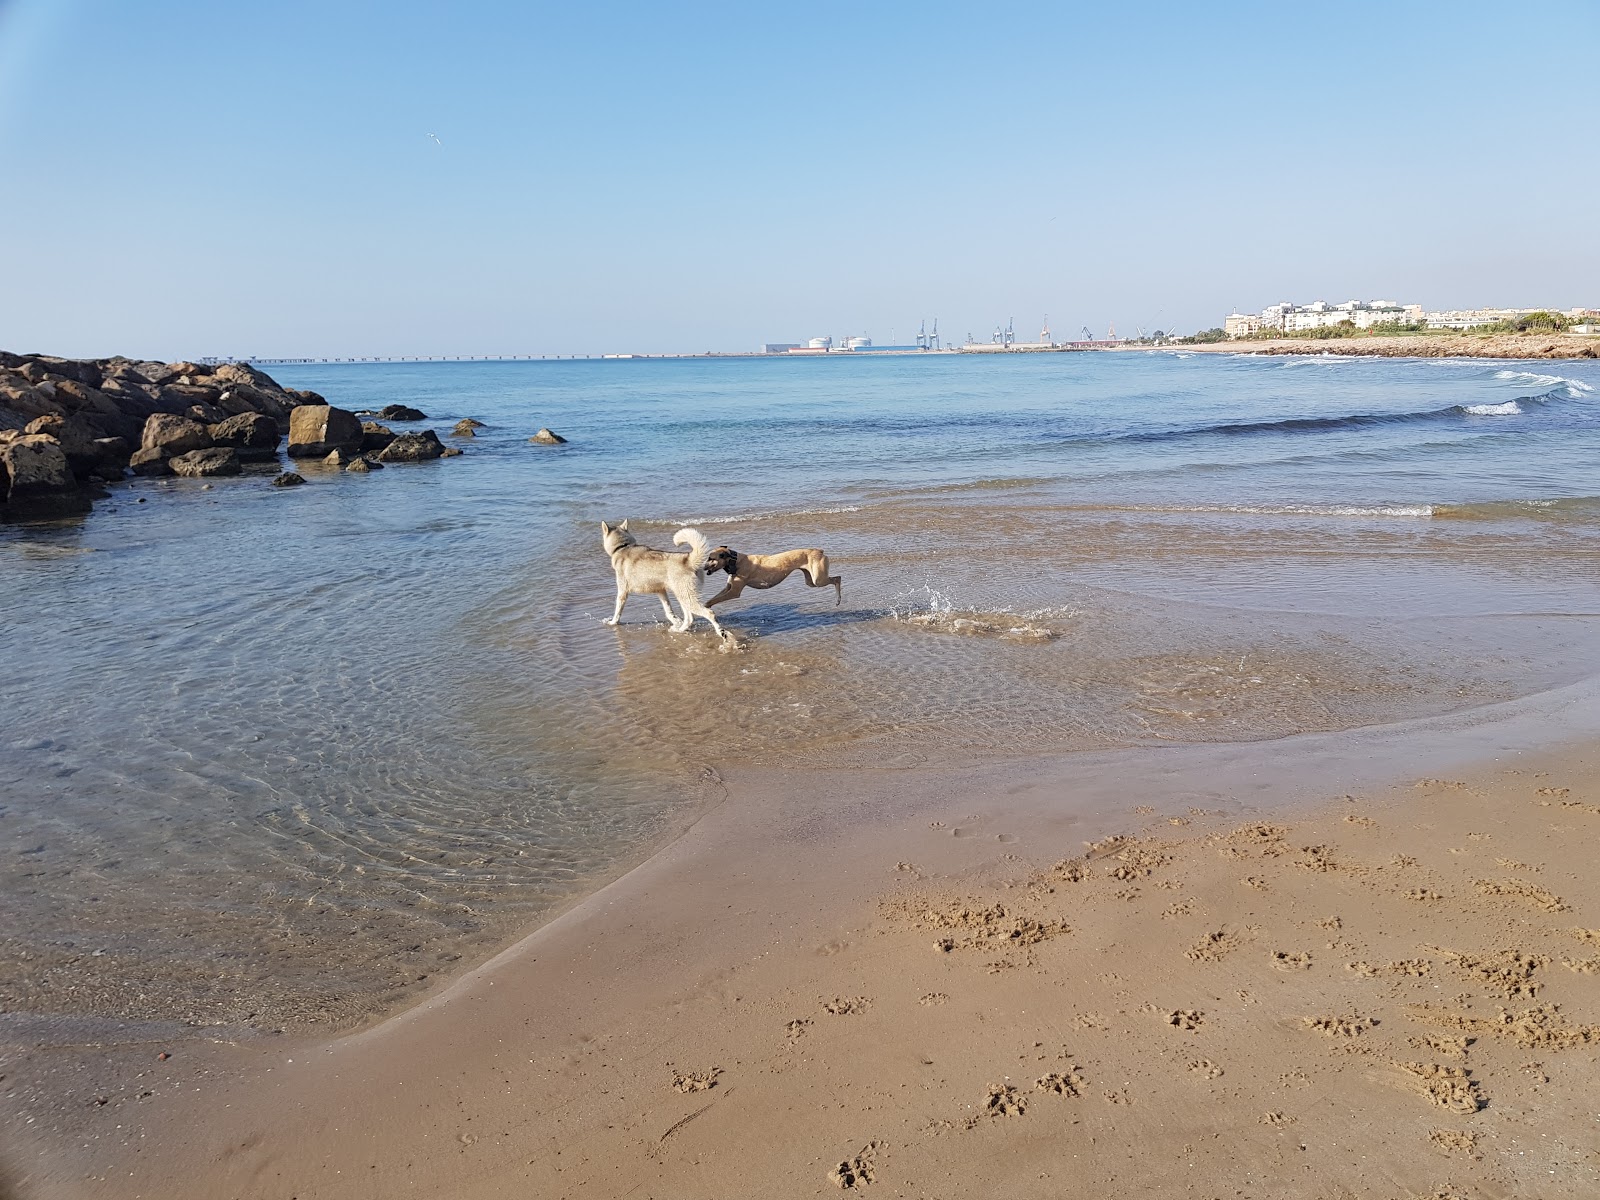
658, 594, 677, 625
802, 555, 844, 606
683, 595, 728, 640
603, 585, 628, 626
705, 579, 744, 608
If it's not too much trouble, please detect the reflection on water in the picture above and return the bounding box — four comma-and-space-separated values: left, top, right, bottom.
3, 350, 1599, 1037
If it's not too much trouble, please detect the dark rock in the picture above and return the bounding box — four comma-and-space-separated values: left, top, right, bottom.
530, 427, 567, 444
141, 413, 212, 455
207, 412, 280, 462
360, 421, 396, 452
271, 471, 305, 487
451, 419, 480, 437
92, 436, 132, 467
439, 446, 463, 457
129, 447, 171, 476
1, 434, 91, 516
287, 405, 364, 458
323, 448, 356, 466
374, 430, 444, 462
34, 357, 103, 388
24, 414, 99, 474
345, 456, 382, 472
379, 404, 427, 421
169, 447, 241, 478
285, 388, 325, 407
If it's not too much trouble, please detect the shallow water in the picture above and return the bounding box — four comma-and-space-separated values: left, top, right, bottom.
4, 350, 1599, 1036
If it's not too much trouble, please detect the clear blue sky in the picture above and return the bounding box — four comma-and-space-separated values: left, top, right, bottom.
1, 1, 1595, 359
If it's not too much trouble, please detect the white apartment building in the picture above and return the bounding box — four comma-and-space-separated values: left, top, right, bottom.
1226, 300, 1423, 337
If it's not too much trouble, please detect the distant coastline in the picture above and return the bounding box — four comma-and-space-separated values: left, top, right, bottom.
246, 331, 1598, 367
1164, 331, 1599, 361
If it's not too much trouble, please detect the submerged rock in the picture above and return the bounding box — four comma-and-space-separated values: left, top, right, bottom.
530, 427, 567, 444
287, 405, 364, 458
379, 404, 427, 421
374, 430, 444, 462
451, 419, 479, 437
271, 471, 305, 487
169, 447, 241, 478
345, 456, 382, 472
129, 447, 171, 476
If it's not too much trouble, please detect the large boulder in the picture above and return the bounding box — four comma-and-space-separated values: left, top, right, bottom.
169, 447, 241, 477
24, 413, 99, 474
287, 405, 364, 458
374, 430, 444, 462
155, 383, 225, 412
530, 427, 567, 444
130, 361, 183, 386
360, 421, 396, 452
451, 418, 480, 437
1, 434, 90, 516
379, 404, 427, 421
142, 412, 212, 455
207, 412, 280, 461
33, 357, 103, 388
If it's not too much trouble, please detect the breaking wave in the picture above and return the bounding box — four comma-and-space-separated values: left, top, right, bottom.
1492, 369, 1593, 393
1112, 385, 1572, 447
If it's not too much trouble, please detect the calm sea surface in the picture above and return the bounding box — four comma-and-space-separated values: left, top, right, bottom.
4, 350, 1599, 1036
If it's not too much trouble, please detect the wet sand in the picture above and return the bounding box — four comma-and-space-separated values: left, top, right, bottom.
7, 678, 1600, 1199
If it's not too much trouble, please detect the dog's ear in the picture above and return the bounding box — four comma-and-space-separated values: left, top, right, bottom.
601, 521, 612, 536
619, 518, 630, 532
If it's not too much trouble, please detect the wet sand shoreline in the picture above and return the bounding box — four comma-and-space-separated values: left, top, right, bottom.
7, 675, 1600, 1199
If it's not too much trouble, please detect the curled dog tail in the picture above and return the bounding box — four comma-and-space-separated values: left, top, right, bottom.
673, 527, 711, 581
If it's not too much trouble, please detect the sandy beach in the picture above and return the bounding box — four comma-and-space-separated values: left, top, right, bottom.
8, 674, 1600, 1200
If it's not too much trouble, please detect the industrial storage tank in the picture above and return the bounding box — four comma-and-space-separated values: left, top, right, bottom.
807, 336, 833, 349
844, 336, 872, 349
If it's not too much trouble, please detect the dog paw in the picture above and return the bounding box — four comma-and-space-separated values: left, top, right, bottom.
601, 618, 618, 626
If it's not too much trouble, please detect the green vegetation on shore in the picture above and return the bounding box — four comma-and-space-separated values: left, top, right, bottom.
1180, 311, 1577, 345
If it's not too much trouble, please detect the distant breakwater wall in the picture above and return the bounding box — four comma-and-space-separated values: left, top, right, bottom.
0, 353, 486, 520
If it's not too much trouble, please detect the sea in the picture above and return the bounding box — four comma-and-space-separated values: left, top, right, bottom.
4, 349, 1599, 1039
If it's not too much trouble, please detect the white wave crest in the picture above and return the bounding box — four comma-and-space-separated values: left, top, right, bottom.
1491, 369, 1593, 394
1152, 503, 1434, 518
645, 504, 861, 527
1463, 401, 1522, 416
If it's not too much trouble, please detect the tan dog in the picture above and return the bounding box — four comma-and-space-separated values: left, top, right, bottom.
703, 545, 842, 607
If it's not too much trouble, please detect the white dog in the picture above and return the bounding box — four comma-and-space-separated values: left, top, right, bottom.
600, 520, 728, 640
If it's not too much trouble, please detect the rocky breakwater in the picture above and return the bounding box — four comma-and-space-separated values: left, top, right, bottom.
0, 352, 323, 518
0, 352, 476, 520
